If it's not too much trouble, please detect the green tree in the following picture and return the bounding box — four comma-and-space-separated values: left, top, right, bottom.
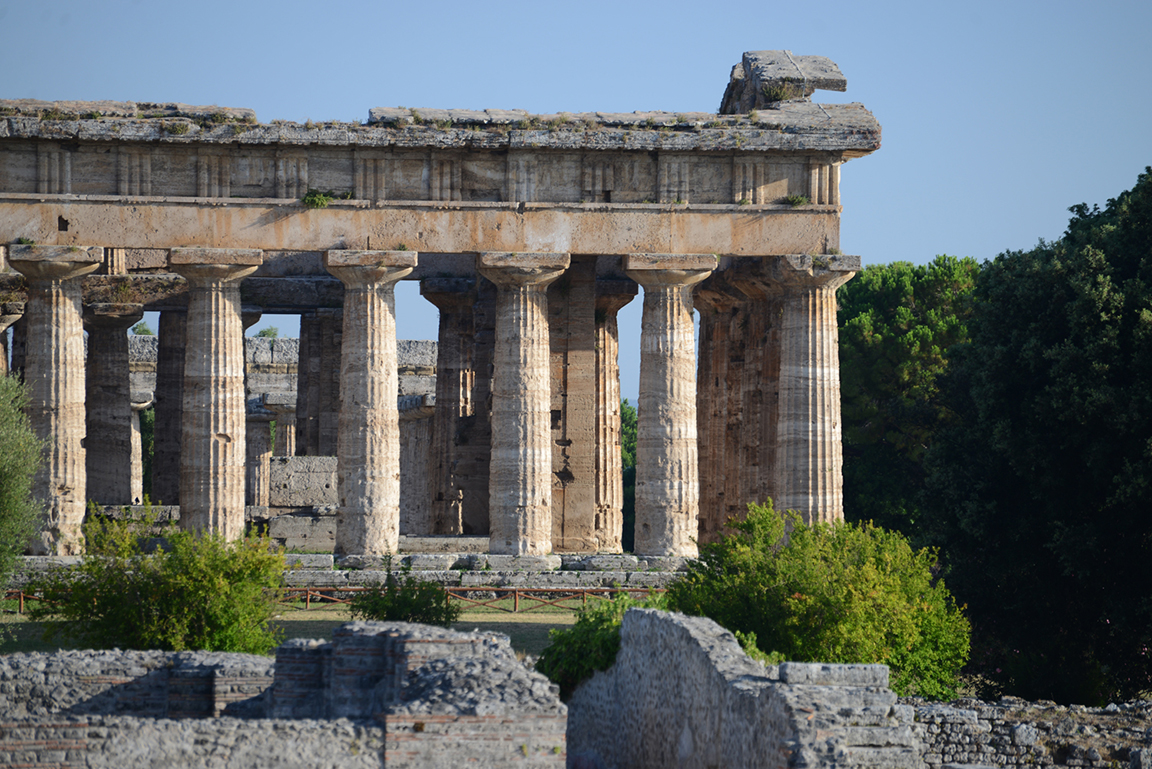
140, 406, 155, 502
130, 321, 154, 335
0, 375, 43, 586
924, 168, 1152, 703
667, 501, 970, 699
620, 399, 637, 551
837, 256, 978, 536
255, 326, 279, 339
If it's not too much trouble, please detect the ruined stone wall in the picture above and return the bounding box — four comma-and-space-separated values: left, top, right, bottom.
0, 622, 566, 768
905, 696, 1152, 769
566, 609, 919, 769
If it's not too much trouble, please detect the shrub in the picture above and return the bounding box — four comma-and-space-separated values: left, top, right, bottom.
348, 557, 461, 627
28, 515, 285, 655
666, 501, 970, 699
536, 591, 667, 700
0, 375, 43, 586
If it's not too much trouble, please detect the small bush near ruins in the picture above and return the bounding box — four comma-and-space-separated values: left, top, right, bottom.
349, 557, 462, 627
667, 501, 971, 699
28, 517, 286, 655
0, 375, 44, 587
536, 591, 668, 700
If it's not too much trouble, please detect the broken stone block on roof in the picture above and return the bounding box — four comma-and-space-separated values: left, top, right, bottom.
720, 50, 848, 114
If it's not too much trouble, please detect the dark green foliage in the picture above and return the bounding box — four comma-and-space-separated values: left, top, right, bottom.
837, 256, 978, 536
620, 399, 637, 552
0, 375, 43, 585
130, 321, 154, 335
29, 517, 285, 655
667, 501, 970, 699
301, 189, 333, 209
348, 558, 462, 627
255, 326, 279, 339
924, 168, 1152, 704
536, 591, 667, 700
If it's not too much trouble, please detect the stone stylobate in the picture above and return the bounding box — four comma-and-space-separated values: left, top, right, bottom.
625, 254, 717, 557
478, 252, 570, 556
169, 248, 262, 539
324, 250, 417, 556
8, 245, 101, 554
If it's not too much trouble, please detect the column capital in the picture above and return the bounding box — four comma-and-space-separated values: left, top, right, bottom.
623, 253, 716, 287
728, 254, 859, 296
0, 301, 25, 334
595, 279, 639, 317
420, 277, 476, 309
324, 250, 417, 288
262, 392, 298, 417
169, 248, 262, 286
9, 245, 102, 282
83, 303, 144, 331
477, 252, 569, 287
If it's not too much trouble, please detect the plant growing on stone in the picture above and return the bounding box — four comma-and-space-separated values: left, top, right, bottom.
782, 194, 810, 207
28, 516, 286, 655
0, 375, 44, 590
666, 501, 970, 699
301, 189, 333, 209
536, 590, 667, 700
348, 557, 462, 627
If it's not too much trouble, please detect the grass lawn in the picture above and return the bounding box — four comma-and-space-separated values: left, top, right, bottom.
1, 597, 579, 658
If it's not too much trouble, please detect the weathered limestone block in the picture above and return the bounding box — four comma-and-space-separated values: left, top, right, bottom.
170, 248, 262, 539
478, 252, 570, 556
246, 415, 272, 507
624, 253, 716, 557
399, 394, 435, 537
263, 392, 297, 457
594, 279, 637, 553
720, 50, 848, 114
421, 277, 476, 536
325, 249, 416, 556
9, 245, 101, 554
83, 303, 144, 506
268, 456, 338, 507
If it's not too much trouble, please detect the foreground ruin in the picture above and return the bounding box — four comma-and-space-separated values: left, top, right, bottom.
0, 51, 880, 556
3, 610, 1149, 769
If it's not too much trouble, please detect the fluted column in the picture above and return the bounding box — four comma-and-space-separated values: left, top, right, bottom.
170, 248, 262, 539
246, 413, 273, 507
294, 312, 315, 455
318, 309, 342, 456
9, 245, 102, 554
420, 277, 476, 535
770, 255, 855, 524
264, 393, 297, 457
325, 249, 417, 556
130, 393, 153, 504
83, 303, 144, 505
477, 252, 569, 555
153, 310, 186, 505
593, 280, 638, 553
624, 254, 716, 557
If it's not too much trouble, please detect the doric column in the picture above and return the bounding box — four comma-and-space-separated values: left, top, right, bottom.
420, 277, 476, 535
246, 410, 273, 508
294, 312, 313, 455
303, 312, 323, 455
593, 280, 638, 553
169, 248, 262, 539
265, 393, 297, 456
0, 302, 26, 379
152, 310, 186, 505
83, 302, 144, 505
324, 249, 417, 556
8, 245, 102, 554
10, 316, 27, 379
318, 308, 342, 456
455, 277, 497, 535
477, 252, 569, 556
130, 393, 153, 505
547, 255, 598, 553
769, 255, 855, 524
623, 254, 716, 557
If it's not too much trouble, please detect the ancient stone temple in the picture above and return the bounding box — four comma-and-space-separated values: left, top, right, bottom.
0, 50, 880, 556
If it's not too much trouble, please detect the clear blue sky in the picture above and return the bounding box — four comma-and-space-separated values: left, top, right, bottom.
3, 0, 1148, 401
